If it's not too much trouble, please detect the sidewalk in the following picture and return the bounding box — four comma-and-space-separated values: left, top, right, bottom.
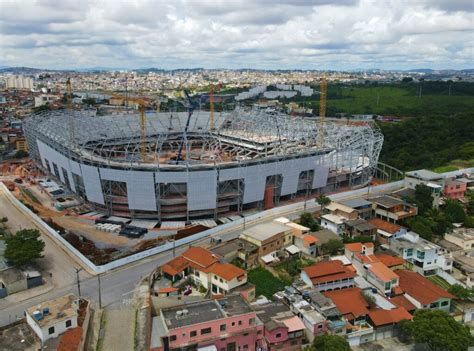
0, 277, 54, 310
100, 305, 137, 351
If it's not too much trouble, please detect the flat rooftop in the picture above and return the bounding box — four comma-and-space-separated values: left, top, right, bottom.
161, 295, 252, 330
372, 195, 406, 208
162, 300, 225, 329
242, 222, 290, 242
405, 169, 444, 181
26, 294, 78, 328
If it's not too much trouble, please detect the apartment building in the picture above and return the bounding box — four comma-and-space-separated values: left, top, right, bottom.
368, 218, 406, 245
444, 228, 474, 251
150, 295, 265, 351
390, 231, 453, 275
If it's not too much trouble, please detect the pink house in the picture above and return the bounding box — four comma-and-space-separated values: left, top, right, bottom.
253, 302, 305, 351
150, 295, 265, 351
444, 179, 467, 200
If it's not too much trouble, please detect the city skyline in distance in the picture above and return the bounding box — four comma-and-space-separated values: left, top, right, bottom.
0, 0, 472, 70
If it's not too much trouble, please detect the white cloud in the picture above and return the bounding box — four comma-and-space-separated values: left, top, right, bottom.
0, 0, 471, 69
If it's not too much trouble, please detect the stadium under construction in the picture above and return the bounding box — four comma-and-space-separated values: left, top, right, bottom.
24, 108, 383, 222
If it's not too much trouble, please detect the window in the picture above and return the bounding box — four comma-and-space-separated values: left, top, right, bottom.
318, 324, 323, 329
430, 302, 439, 308
195, 271, 200, 277
182, 332, 186, 337
238, 320, 242, 326
48, 326, 55, 335
201, 327, 212, 335
190, 331, 197, 337
276, 333, 282, 338
170, 335, 176, 342
249, 318, 255, 325
406, 248, 413, 257
220, 278, 224, 283
220, 324, 226, 331
384, 282, 391, 290
232, 322, 236, 326
441, 300, 449, 306
243, 345, 249, 350
65, 320, 72, 328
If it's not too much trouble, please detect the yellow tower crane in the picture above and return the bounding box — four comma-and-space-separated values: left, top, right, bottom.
318, 76, 327, 147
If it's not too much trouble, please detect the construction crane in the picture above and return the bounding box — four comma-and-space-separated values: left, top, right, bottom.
209, 83, 222, 131
318, 76, 328, 147
110, 94, 150, 162
66, 78, 74, 143
175, 90, 197, 163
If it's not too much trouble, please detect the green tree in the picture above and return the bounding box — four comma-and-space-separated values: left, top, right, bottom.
362, 292, 376, 307
312, 335, 351, 351
413, 184, 434, 216
299, 212, 320, 232
4, 229, 45, 266
405, 309, 474, 351
321, 239, 343, 255
448, 284, 473, 301
464, 216, 474, 228
317, 195, 331, 210
408, 217, 434, 241
444, 199, 466, 223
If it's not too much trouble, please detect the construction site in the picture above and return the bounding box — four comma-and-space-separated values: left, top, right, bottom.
23, 82, 384, 223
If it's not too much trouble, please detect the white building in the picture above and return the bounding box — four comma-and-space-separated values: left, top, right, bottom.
34, 94, 60, 107
404, 169, 445, 208
6, 75, 33, 90
390, 231, 453, 275
444, 228, 474, 251
321, 214, 345, 235
25, 294, 79, 342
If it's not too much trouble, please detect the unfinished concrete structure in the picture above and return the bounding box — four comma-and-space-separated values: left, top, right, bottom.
24, 107, 383, 221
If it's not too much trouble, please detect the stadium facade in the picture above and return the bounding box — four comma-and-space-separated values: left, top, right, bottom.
24, 108, 383, 222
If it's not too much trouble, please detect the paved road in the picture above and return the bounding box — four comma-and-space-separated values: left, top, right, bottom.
0, 182, 398, 327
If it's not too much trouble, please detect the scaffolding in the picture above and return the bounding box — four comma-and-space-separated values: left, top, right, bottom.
24, 108, 383, 220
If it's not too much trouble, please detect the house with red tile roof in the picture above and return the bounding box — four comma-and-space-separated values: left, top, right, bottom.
395, 269, 454, 312
368, 218, 407, 245
375, 254, 406, 270
389, 295, 416, 313
161, 247, 248, 296
366, 262, 400, 296
300, 260, 357, 291
367, 307, 413, 339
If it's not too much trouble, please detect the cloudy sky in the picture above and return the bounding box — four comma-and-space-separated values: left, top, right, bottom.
0, 0, 472, 70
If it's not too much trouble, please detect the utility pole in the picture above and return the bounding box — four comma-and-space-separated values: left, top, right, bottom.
98, 273, 102, 309
74, 268, 82, 297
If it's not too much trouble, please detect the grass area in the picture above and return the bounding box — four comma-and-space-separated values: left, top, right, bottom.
428, 275, 451, 290
433, 165, 459, 173
274, 256, 315, 277
248, 267, 288, 298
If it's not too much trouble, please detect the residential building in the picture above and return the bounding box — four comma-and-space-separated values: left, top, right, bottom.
443, 179, 467, 200
291, 299, 327, 341
150, 295, 265, 351
323, 287, 375, 346
0, 267, 27, 297
325, 202, 359, 220
240, 222, 294, 260
344, 242, 375, 260
395, 269, 454, 312
25, 294, 80, 342
371, 195, 417, 223
321, 214, 345, 235
294, 234, 318, 257
210, 238, 259, 268
367, 307, 413, 340
300, 289, 345, 335
344, 219, 377, 240
368, 218, 406, 245
444, 228, 474, 251
308, 229, 342, 256
390, 231, 453, 275
34, 94, 60, 107
161, 247, 248, 296
374, 254, 406, 271
389, 295, 416, 313
340, 198, 373, 220
252, 301, 305, 351
404, 169, 445, 208
300, 260, 357, 291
